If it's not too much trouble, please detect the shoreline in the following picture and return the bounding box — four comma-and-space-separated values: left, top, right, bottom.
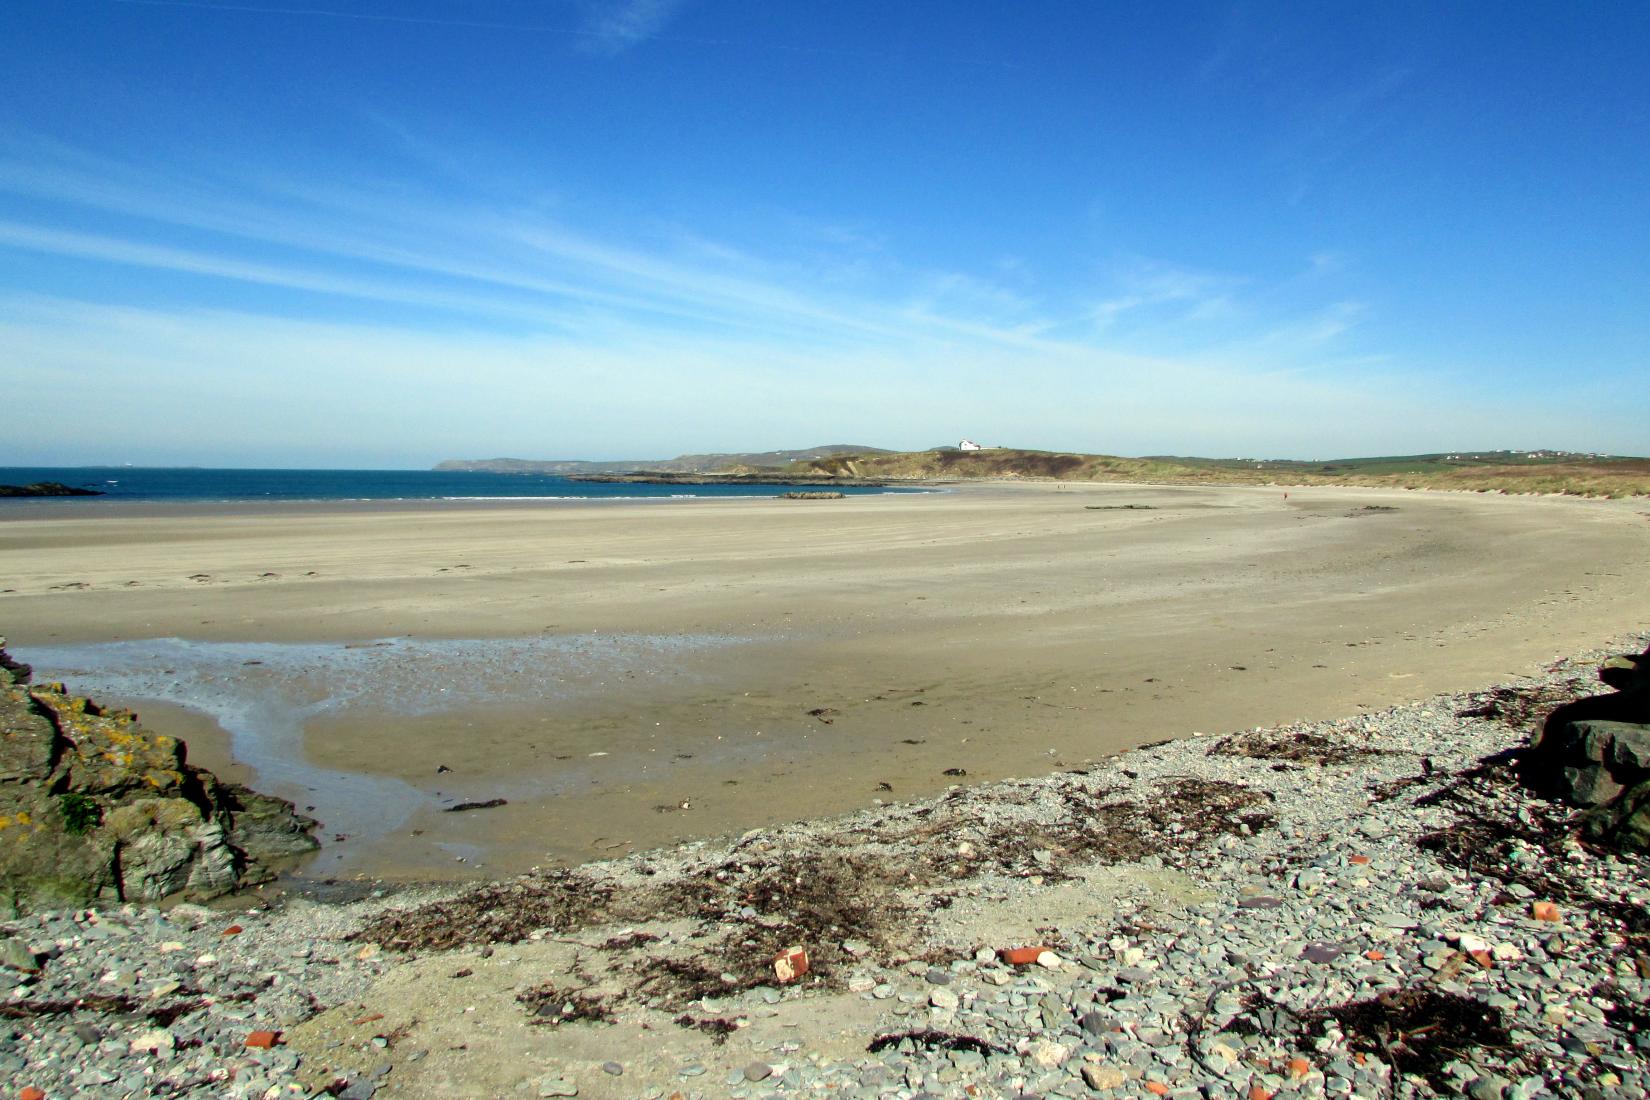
4, 633, 1648, 1098
5, 481, 1650, 883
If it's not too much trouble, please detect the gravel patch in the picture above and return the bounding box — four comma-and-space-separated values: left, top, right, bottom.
5, 631, 1649, 1098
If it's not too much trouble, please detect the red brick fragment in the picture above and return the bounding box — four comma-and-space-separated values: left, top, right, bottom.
1364, 949, 1385, 961
773, 945, 809, 983
1248, 1086, 1273, 1100
1288, 1056, 1312, 1078
1144, 1083, 1170, 1096
351, 1013, 385, 1027
244, 1031, 280, 1049
21, 1087, 46, 1100
1348, 854, 1371, 865
997, 946, 1048, 966
1469, 949, 1495, 970
222, 924, 243, 937
1531, 901, 1561, 922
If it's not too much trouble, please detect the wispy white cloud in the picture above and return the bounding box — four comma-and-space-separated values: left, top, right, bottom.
1086, 260, 1244, 332
577, 0, 687, 54
0, 136, 1452, 463
7, 290, 1622, 466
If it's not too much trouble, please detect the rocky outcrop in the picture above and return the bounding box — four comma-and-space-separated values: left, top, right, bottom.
0, 640, 317, 913
1526, 642, 1650, 850
0, 481, 103, 497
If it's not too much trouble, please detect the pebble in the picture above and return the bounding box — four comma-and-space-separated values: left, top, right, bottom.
4, 638, 1649, 1099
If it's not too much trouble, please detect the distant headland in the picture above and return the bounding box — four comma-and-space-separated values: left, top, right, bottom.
435, 445, 1650, 498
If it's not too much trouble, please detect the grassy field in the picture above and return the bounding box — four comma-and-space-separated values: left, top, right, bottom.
785, 448, 1650, 498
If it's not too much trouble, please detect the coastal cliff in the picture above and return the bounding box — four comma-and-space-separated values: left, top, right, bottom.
0, 641, 317, 913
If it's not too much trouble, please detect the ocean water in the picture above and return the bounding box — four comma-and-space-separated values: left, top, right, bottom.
0, 466, 917, 503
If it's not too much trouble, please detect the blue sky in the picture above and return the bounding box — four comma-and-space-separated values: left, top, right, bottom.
2, 1, 1647, 466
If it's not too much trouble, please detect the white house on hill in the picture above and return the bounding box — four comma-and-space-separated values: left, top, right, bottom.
959, 439, 983, 451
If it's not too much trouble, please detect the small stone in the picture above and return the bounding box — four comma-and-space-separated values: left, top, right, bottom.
129, 1027, 175, 1054
1035, 950, 1063, 969
1082, 1064, 1127, 1090
925, 967, 953, 985
537, 1077, 578, 1097
1468, 1075, 1511, 1100
929, 987, 959, 1010
601, 1062, 623, 1076
1029, 1040, 1069, 1067
0, 937, 38, 972
1373, 912, 1417, 929
744, 1062, 774, 1082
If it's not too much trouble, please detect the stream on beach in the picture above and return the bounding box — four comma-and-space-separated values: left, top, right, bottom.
17, 634, 756, 872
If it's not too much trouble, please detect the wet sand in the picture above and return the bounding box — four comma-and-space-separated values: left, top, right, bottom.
3, 482, 1648, 880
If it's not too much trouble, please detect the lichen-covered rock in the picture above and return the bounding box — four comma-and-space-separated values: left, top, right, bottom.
0, 638, 318, 914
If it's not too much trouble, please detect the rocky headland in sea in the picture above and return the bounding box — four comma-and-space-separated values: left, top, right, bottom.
0, 483, 104, 498
0, 634, 1647, 1099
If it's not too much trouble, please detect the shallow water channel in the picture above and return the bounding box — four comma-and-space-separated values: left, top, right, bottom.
18, 633, 752, 869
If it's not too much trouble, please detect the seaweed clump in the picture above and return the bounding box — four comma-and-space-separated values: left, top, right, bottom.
1299, 987, 1516, 1090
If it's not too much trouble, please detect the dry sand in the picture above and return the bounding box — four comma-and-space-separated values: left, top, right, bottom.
2, 482, 1647, 882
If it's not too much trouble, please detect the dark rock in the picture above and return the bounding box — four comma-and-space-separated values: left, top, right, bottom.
1562, 763, 1624, 808
1609, 724, 1650, 771
0, 482, 104, 498
444, 798, 508, 813
1582, 778, 1650, 852
1525, 644, 1650, 854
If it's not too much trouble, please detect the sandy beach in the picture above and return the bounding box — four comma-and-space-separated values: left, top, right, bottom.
3, 482, 1648, 881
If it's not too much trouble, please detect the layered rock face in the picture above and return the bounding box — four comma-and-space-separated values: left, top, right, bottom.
1528, 643, 1650, 851
0, 641, 317, 912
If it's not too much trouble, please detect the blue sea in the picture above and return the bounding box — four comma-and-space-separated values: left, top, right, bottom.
0, 466, 916, 503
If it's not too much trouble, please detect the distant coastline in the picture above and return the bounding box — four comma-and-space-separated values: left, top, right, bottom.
437, 444, 1650, 498
0, 467, 918, 505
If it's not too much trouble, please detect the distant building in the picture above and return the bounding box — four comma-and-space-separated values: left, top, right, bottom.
959, 439, 983, 451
